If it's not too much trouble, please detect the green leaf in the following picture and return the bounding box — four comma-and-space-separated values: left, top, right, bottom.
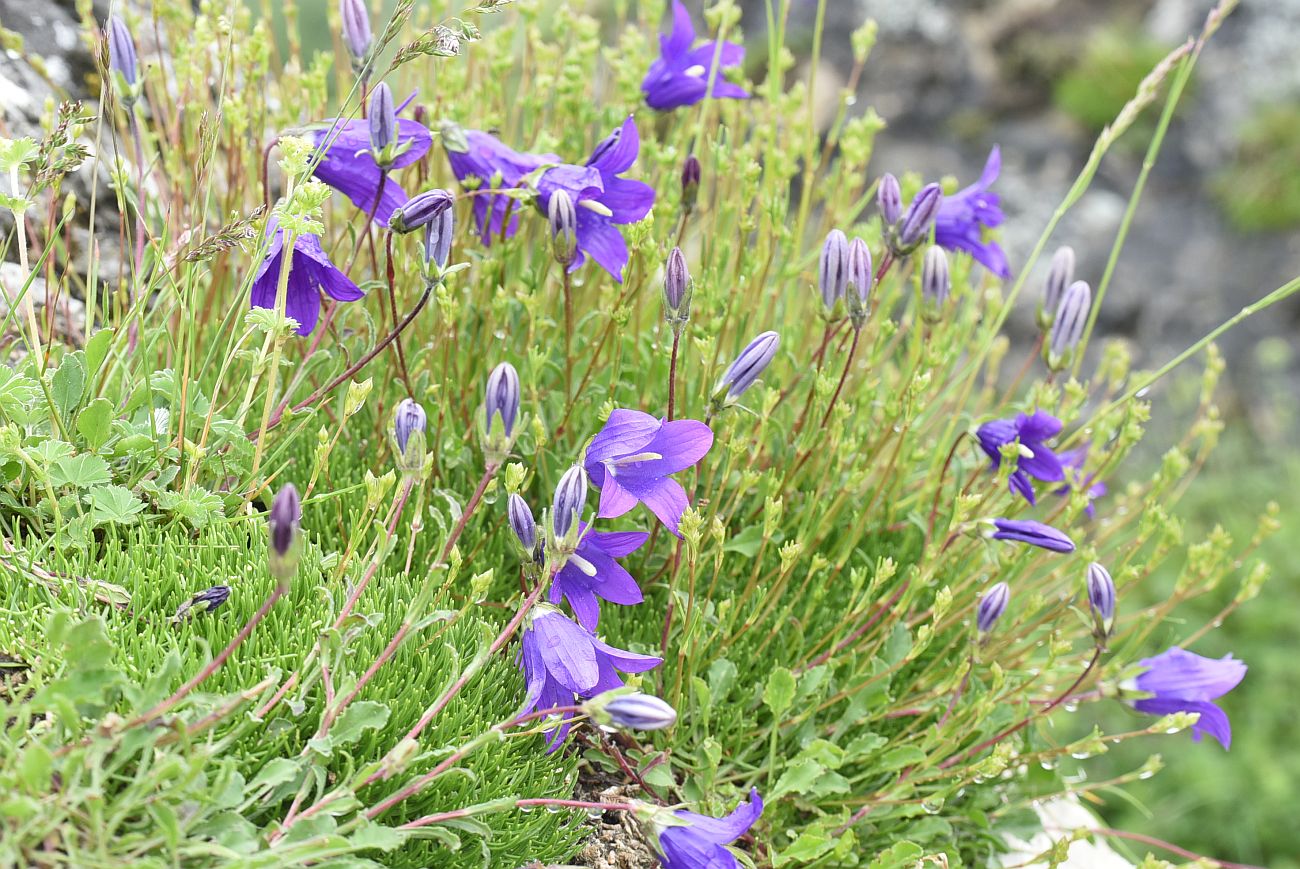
763, 666, 797, 716
879, 745, 927, 771
49, 454, 111, 489
771, 757, 825, 800
330, 700, 391, 748
50, 352, 86, 420
723, 524, 766, 557
16, 741, 51, 792
349, 821, 408, 852
868, 841, 924, 869
88, 485, 146, 526
155, 487, 223, 527
0, 367, 42, 425
76, 398, 114, 452
83, 328, 114, 380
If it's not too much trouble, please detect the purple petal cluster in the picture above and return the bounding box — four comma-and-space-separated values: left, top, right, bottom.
654, 788, 764, 869
642, 1, 748, 111
584, 409, 714, 536
1133, 647, 1247, 749
251, 222, 365, 336
976, 410, 1065, 504
549, 522, 649, 630
1055, 444, 1107, 517
933, 146, 1011, 279
519, 606, 662, 749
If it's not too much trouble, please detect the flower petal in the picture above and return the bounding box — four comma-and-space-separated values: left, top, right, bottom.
534, 612, 600, 693
600, 177, 656, 224
585, 529, 650, 558
673, 789, 764, 844
585, 409, 661, 464
619, 475, 689, 536
1135, 648, 1247, 701
1135, 696, 1234, 749
573, 210, 630, 281
662, 0, 696, 59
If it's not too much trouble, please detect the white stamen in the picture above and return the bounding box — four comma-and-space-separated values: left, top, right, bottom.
1017, 444, 1035, 459
579, 199, 614, 218
568, 553, 598, 577
684, 64, 706, 78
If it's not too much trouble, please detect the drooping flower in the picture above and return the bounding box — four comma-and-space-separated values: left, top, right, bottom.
518, 605, 662, 749
989, 518, 1075, 553
642, 0, 748, 111
534, 116, 656, 281
934, 146, 1011, 279
1130, 647, 1246, 749
647, 788, 764, 869
583, 409, 713, 536
975, 410, 1065, 504
443, 125, 556, 243
1055, 444, 1107, 517
250, 223, 364, 336
308, 99, 432, 225
549, 522, 649, 630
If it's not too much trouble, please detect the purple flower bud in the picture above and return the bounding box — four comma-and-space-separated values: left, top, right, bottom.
340, 0, 372, 62
551, 465, 588, 544
394, 397, 427, 455
818, 229, 850, 310
601, 692, 678, 731
977, 582, 1010, 633
715, 330, 780, 403
1040, 246, 1076, 329
845, 236, 873, 328
897, 183, 944, 249
990, 518, 1075, 553
173, 585, 232, 621
485, 362, 520, 441
921, 246, 950, 309
1087, 562, 1116, 626
268, 483, 302, 584
107, 15, 138, 90
877, 173, 902, 225
664, 247, 692, 323
507, 493, 538, 556
423, 205, 454, 271
1046, 279, 1091, 370
681, 154, 701, 211
548, 190, 578, 266
368, 82, 397, 156
389, 188, 454, 234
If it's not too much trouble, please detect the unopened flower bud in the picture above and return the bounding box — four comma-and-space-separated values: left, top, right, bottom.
896, 183, 944, 250
107, 15, 139, 101
484, 362, 520, 446
1045, 279, 1091, 371
818, 229, 850, 311
921, 246, 950, 322
548, 190, 578, 266
1039, 246, 1076, 330
339, 0, 372, 65
713, 330, 780, 406
368, 82, 397, 159
424, 206, 454, 274
172, 585, 232, 622
389, 188, 455, 234
507, 493, 539, 558
663, 247, 692, 328
681, 154, 701, 211
268, 483, 302, 586
845, 236, 873, 329
393, 398, 427, 476
877, 173, 902, 225
587, 691, 678, 731
976, 581, 1010, 634
1087, 562, 1116, 636
550, 465, 588, 548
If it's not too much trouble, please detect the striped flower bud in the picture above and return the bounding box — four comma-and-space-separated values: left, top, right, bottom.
172, 585, 232, 622
550, 465, 588, 550
393, 398, 427, 476
268, 483, 302, 586
921, 246, 950, 322
713, 330, 780, 406
423, 205, 454, 274
976, 582, 1010, 634
507, 493, 539, 559
587, 691, 678, 731
663, 247, 692, 329
548, 190, 578, 266
485, 362, 520, 442
389, 188, 455, 234
818, 229, 850, 311
845, 236, 873, 329
1045, 279, 1091, 371
681, 154, 701, 212
368, 82, 397, 159
1087, 562, 1116, 636
340, 0, 372, 64
896, 183, 944, 250
107, 15, 139, 101
1038, 246, 1076, 330
877, 173, 902, 225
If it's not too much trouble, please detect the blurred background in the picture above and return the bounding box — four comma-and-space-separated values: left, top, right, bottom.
1, 0, 1296, 865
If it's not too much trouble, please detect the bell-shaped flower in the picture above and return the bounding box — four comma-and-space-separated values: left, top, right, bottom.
641, 0, 748, 111
1130, 647, 1246, 749
250, 222, 364, 336
549, 522, 649, 630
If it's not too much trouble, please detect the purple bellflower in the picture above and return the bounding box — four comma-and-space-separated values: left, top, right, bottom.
549, 522, 649, 630
1131, 647, 1246, 749
650, 788, 764, 869
444, 126, 555, 243
642, 0, 748, 111
989, 518, 1076, 553
251, 222, 364, 336
583, 409, 714, 536
518, 605, 662, 749
976, 410, 1065, 504
1055, 444, 1107, 517
934, 146, 1011, 279
308, 97, 432, 226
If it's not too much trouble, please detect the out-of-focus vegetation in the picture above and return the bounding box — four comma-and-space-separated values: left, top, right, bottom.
1214, 103, 1300, 232
1053, 26, 1175, 136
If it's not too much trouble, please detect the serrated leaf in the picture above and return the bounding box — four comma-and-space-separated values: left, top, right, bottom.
763, 666, 796, 716
88, 485, 145, 526
868, 840, 924, 869
49, 454, 111, 488
76, 399, 113, 452
330, 700, 391, 748
0, 367, 42, 425
349, 822, 407, 851
51, 353, 85, 420
771, 757, 825, 800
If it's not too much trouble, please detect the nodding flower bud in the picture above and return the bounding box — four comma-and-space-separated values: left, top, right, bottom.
1045, 279, 1091, 371
340, 0, 373, 64
976, 581, 1010, 634
423, 205, 454, 276
845, 236, 873, 329
484, 362, 521, 443
1086, 562, 1116, 636
507, 493, 539, 560
663, 247, 692, 330
548, 190, 578, 266
268, 483, 302, 586
587, 691, 679, 731
818, 229, 850, 312
389, 188, 455, 234
896, 183, 944, 251
1039, 246, 1076, 330
713, 330, 780, 407
920, 246, 950, 322
393, 398, 427, 476
550, 465, 588, 552
107, 15, 139, 100
368, 82, 398, 160
877, 173, 902, 225
172, 585, 232, 622
681, 154, 701, 211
